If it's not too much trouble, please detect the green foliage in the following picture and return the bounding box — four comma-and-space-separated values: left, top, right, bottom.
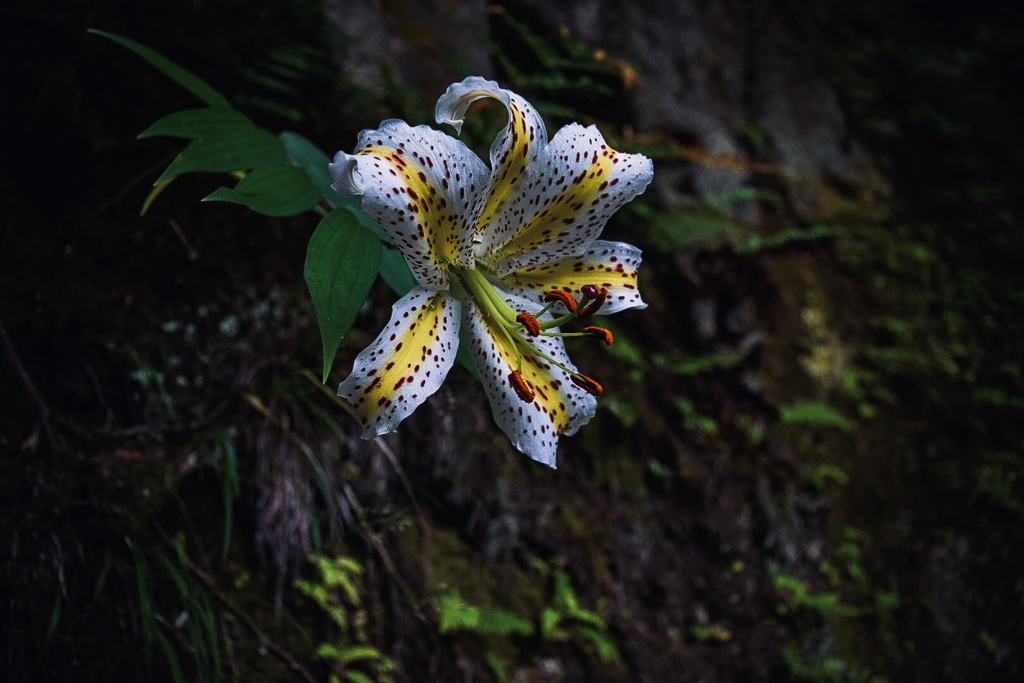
772, 573, 860, 619
204, 165, 321, 216
437, 566, 620, 678
779, 401, 852, 433
130, 538, 223, 683
154, 128, 288, 185
131, 542, 186, 683
138, 108, 253, 140
437, 593, 534, 636
674, 399, 720, 437
88, 29, 231, 109
206, 428, 240, 564
294, 555, 395, 683
305, 208, 382, 382
737, 225, 842, 254
655, 351, 741, 377
487, 7, 623, 120
781, 644, 848, 683
539, 568, 621, 664
91, 30, 407, 384
689, 624, 732, 643
648, 208, 736, 251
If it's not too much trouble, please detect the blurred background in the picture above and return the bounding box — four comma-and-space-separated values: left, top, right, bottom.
3, 0, 1024, 681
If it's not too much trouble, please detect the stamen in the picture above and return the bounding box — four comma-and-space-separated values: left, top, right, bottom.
570, 373, 603, 396
584, 326, 614, 345
516, 312, 541, 336
578, 286, 609, 317
508, 370, 535, 402
543, 290, 578, 313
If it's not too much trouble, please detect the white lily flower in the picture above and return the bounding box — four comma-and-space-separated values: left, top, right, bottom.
330, 77, 653, 467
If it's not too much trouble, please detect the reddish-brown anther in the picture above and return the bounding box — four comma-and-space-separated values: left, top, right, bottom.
570, 373, 604, 396
578, 286, 609, 317
543, 290, 578, 312
516, 312, 541, 336
584, 325, 614, 345
508, 370, 536, 402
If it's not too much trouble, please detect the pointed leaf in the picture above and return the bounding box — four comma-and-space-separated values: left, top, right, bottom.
88, 29, 231, 109
139, 108, 254, 140
305, 208, 382, 382
204, 165, 320, 217
339, 645, 386, 664
154, 129, 287, 184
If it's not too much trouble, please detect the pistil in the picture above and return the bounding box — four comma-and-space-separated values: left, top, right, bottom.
455, 267, 612, 403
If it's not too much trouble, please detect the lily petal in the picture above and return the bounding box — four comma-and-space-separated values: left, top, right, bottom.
338, 287, 461, 437
461, 296, 597, 467
330, 119, 488, 289
498, 240, 647, 315
479, 123, 654, 276
436, 77, 548, 242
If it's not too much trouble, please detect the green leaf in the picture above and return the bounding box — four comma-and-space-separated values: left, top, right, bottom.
139, 108, 254, 140
155, 128, 287, 184
340, 645, 386, 664
540, 607, 562, 640
305, 208, 382, 382
314, 643, 346, 661
572, 624, 621, 663
477, 607, 534, 636
437, 593, 480, 632
141, 177, 176, 216
88, 29, 231, 109
281, 131, 343, 205
343, 672, 376, 683
779, 401, 852, 432
204, 165, 320, 217
279, 134, 419, 297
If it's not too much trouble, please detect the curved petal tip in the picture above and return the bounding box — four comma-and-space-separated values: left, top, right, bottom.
329, 151, 363, 197
435, 76, 509, 134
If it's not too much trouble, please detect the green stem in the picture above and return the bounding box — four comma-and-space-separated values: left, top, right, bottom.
457, 267, 519, 325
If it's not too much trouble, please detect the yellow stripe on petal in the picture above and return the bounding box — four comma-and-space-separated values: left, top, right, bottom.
461, 299, 596, 467
475, 97, 542, 232
338, 287, 461, 437
332, 120, 487, 289
435, 77, 548, 243
480, 124, 654, 276
499, 241, 647, 315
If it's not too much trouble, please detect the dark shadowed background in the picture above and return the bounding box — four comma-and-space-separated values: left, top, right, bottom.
3, 1, 1024, 681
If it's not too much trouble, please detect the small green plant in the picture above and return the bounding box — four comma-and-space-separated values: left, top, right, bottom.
437, 567, 620, 681
437, 593, 533, 637
539, 568, 621, 664
781, 643, 848, 683
294, 554, 395, 683
772, 573, 859, 619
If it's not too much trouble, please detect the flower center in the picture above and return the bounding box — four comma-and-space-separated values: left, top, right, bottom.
453, 266, 611, 400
